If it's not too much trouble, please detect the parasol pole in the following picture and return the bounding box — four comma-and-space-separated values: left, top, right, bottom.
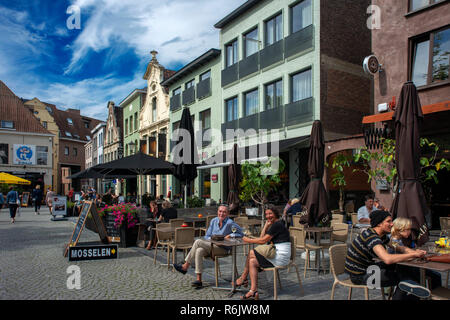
184, 179, 188, 208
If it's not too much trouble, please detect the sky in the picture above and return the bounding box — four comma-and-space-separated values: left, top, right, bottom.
0, 0, 246, 120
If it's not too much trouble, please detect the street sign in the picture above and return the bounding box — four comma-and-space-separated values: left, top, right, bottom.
68, 244, 118, 261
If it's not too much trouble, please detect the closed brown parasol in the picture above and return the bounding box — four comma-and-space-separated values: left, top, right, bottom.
391, 81, 429, 246
299, 120, 330, 226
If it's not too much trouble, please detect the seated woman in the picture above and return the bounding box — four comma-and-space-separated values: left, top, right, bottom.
237, 205, 291, 300
145, 201, 161, 250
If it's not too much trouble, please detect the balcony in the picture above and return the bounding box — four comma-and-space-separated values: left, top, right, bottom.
182, 86, 195, 106
284, 24, 314, 59
239, 113, 259, 133
221, 118, 239, 139
221, 63, 238, 87
260, 39, 284, 70
260, 106, 283, 130
196, 78, 211, 99
170, 94, 181, 111
284, 97, 314, 127
239, 52, 259, 79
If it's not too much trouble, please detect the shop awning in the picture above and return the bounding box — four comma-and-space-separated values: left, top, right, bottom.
0, 172, 31, 185
362, 100, 450, 124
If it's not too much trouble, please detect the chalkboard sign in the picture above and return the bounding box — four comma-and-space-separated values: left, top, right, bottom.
104, 212, 121, 243
64, 201, 92, 257
21, 192, 30, 207
90, 205, 109, 244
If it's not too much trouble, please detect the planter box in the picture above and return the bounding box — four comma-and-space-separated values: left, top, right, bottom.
119, 223, 138, 248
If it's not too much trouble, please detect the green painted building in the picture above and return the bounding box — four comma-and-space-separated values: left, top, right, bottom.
162, 49, 224, 202
119, 88, 147, 197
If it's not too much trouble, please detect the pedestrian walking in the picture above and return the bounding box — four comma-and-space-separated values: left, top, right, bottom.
45, 187, 54, 215
0, 191, 4, 214
32, 185, 43, 215
6, 186, 19, 223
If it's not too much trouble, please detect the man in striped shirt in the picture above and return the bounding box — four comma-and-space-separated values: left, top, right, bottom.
345, 210, 430, 299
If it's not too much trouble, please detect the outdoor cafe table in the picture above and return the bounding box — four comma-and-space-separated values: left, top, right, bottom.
209, 237, 247, 297
396, 258, 450, 287
183, 216, 206, 229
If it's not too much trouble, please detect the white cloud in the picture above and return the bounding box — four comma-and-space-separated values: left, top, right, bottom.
65, 0, 246, 74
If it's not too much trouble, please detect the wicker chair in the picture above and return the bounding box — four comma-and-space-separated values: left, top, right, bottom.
332, 214, 345, 223
169, 218, 185, 228
168, 227, 195, 268
439, 217, 449, 287
289, 226, 322, 278
153, 223, 172, 268
260, 235, 303, 300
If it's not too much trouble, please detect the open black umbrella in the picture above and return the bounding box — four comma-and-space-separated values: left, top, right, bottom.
173, 108, 198, 207
67, 165, 136, 179
391, 81, 429, 246
299, 120, 330, 226
227, 143, 241, 214
93, 152, 175, 205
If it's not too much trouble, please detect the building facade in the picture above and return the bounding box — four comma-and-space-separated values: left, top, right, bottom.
139, 51, 175, 198
120, 88, 147, 196
211, 0, 372, 204
326, 0, 450, 226
163, 49, 223, 201
0, 81, 54, 192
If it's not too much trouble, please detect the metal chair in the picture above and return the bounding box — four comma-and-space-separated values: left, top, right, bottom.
260, 235, 303, 300
168, 227, 195, 268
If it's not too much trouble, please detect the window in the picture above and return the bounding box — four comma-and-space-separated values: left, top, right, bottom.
83, 120, 90, 128
65, 131, 72, 137
36, 146, 48, 165
72, 147, 77, 157
225, 97, 238, 122
200, 70, 211, 81
226, 39, 238, 67
45, 106, 53, 113
265, 13, 283, 46
125, 119, 129, 135
99, 132, 103, 147
73, 134, 80, 139
411, 27, 450, 86
200, 109, 211, 130
64, 147, 69, 156
291, 0, 312, 34
86, 135, 91, 141
291, 69, 312, 102
265, 79, 283, 110
185, 79, 195, 89
0, 143, 9, 164
129, 115, 133, 132
410, 0, 445, 11
244, 89, 259, 116
152, 98, 157, 122
173, 87, 181, 96
1, 120, 14, 129
244, 27, 259, 58
200, 168, 211, 199
42, 121, 47, 129
134, 112, 138, 131
67, 118, 73, 125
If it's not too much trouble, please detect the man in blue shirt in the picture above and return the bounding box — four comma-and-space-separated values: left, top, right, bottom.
173, 205, 243, 288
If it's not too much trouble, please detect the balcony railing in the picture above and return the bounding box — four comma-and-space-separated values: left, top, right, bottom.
239, 52, 259, 79
170, 94, 181, 111
182, 86, 195, 106
260, 39, 284, 70
196, 78, 211, 99
284, 97, 314, 127
221, 63, 239, 87
221, 98, 314, 140
284, 24, 314, 59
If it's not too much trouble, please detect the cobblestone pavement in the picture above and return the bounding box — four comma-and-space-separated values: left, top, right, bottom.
1, 207, 444, 300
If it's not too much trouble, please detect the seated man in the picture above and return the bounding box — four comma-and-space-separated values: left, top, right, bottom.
357, 195, 375, 225
173, 205, 243, 288
345, 210, 431, 300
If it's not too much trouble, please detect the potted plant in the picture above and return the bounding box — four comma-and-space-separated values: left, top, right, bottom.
98, 203, 139, 247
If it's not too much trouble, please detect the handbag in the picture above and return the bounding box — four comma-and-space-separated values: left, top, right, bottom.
16, 192, 20, 205
254, 243, 276, 259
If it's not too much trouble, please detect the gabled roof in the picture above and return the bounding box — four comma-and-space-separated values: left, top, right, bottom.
0, 81, 52, 135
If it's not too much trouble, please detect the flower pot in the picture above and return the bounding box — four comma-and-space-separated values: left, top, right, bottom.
119, 222, 138, 248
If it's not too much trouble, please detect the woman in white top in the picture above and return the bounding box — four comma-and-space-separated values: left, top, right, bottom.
237, 205, 291, 300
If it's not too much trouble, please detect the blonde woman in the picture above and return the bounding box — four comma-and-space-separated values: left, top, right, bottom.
388, 217, 412, 253
45, 188, 54, 215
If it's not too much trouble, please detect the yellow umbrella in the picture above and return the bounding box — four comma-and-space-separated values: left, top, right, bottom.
0, 172, 31, 185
